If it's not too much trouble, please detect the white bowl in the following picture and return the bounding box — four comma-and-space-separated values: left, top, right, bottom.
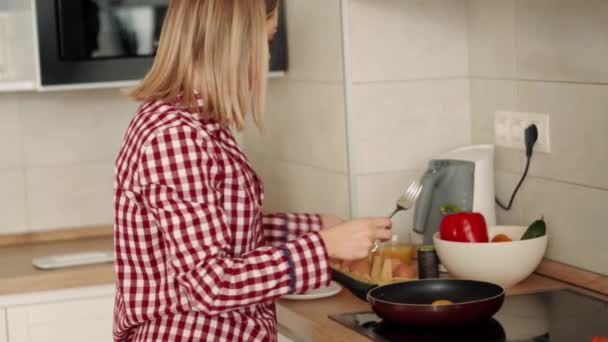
433, 225, 548, 288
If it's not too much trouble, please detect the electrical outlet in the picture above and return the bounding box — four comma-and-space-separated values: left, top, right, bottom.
494, 110, 513, 148
527, 112, 551, 153
494, 111, 551, 153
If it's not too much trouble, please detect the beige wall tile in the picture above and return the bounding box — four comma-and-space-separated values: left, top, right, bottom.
20, 90, 137, 167
284, 0, 344, 82
26, 163, 113, 231
470, 78, 523, 173
494, 171, 524, 226
245, 79, 347, 173
0, 94, 22, 169
521, 177, 608, 274
350, 79, 471, 174
468, 0, 516, 78
354, 169, 423, 240
516, 0, 608, 83
349, 0, 468, 82
249, 153, 350, 219
517, 81, 608, 189
0, 169, 27, 233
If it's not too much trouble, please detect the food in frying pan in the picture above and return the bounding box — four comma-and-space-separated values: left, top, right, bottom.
393, 263, 416, 279
432, 299, 454, 306
330, 245, 417, 285
367, 279, 505, 326
348, 257, 371, 276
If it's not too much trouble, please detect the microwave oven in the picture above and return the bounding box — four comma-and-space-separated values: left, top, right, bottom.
33, 0, 288, 88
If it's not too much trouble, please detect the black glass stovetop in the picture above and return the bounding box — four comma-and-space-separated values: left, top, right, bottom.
329, 289, 608, 342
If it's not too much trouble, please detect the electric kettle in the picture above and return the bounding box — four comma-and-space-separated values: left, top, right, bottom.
413, 145, 496, 244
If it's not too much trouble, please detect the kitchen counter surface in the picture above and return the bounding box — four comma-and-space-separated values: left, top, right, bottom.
0, 236, 115, 295
1, 233, 606, 342
0, 235, 566, 299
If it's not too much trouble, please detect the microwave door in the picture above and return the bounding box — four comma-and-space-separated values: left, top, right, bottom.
57, 0, 164, 61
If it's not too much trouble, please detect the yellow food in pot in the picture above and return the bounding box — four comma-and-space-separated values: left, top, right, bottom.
431, 299, 454, 306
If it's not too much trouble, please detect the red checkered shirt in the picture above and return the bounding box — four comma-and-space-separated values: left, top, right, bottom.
113, 100, 332, 342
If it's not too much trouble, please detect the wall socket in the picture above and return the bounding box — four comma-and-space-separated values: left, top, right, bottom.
495, 111, 551, 153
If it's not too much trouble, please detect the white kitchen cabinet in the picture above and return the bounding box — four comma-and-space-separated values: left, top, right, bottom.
2, 286, 114, 342
0, 308, 7, 342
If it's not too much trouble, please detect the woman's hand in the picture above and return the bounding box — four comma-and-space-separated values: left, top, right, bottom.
319, 218, 392, 261
320, 214, 345, 229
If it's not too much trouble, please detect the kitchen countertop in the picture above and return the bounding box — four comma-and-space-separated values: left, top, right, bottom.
1, 233, 606, 342
0, 236, 566, 298
0, 236, 115, 295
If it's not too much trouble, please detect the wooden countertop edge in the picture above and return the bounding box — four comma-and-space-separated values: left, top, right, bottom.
0, 225, 113, 248
536, 259, 608, 296
277, 303, 364, 342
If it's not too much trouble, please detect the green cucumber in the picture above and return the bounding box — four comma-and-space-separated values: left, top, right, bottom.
521, 217, 546, 240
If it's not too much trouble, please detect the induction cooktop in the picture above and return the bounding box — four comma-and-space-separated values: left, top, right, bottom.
329, 289, 608, 342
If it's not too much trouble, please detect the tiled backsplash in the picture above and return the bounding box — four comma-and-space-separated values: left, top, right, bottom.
349, 0, 469, 82
469, 0, 608, 274
243, 0, 351, 219
0, 90, 137, 233
349, 79, 471, 175
346, 0, 471, 239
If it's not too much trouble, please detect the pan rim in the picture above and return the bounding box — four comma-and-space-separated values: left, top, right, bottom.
366, 279, 505, 307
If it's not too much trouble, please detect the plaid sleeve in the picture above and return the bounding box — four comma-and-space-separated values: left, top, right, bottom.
262, 213, 323, 247
138, 125, 330, 315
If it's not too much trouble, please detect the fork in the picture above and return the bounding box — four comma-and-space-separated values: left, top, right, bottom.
372, 181, 423, 252
388, 181, 423, 218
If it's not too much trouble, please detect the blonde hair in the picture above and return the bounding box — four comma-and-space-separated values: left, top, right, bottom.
130, 0, 278, 130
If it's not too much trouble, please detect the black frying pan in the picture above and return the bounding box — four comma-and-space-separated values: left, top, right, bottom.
366, 279, 505, 327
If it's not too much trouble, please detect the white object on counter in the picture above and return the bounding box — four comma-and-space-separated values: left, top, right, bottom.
32, 251, 114, 270
281, 281, 342, 301
434, 225, 548, 288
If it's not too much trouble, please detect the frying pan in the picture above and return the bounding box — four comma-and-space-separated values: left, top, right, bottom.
366, 279, 505, 327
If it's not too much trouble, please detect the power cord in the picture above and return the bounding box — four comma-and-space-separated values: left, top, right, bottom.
496, 124, 538, 211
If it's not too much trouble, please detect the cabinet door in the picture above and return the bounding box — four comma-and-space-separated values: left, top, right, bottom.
0, 308, 7, 342
7, 295, 113, 342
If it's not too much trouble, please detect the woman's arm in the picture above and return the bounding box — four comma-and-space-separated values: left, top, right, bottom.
262, 214, 344, 248
138, 125, 331, 315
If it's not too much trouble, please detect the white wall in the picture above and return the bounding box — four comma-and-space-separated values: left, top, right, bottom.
243, 0, 351, 218
468, 0, 608, 274
344, 0, 471, 240
0, 90, 137, 233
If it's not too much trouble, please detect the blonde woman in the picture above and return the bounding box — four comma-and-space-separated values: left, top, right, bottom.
113, 1, 392, 341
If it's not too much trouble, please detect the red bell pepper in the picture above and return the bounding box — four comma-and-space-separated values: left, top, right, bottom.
439, 205, 489, 243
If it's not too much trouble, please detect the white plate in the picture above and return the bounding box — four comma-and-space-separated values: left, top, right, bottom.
281, 281, 342, 300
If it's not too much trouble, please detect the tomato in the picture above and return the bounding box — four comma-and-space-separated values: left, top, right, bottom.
491, 234, 512, 243
591, 336, 608, 342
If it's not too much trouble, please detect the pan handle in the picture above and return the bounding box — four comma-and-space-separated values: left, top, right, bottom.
331, 268, 378, 301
